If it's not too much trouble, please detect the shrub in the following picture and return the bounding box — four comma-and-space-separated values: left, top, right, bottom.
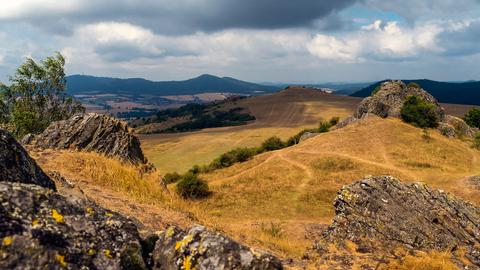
400, 95, 439, 128
421, 129, 431, 143
318, 120, 332, 133
407, 82, 421, 89
210, 147, 256, 169
163, 172, 182, 184
260, 136, 285, 152
474, 133, 480, 150
464, 108, 480, 129
329, 116, 340, 126
176, 172, 210, 199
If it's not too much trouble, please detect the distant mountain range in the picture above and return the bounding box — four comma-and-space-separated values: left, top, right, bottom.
66, 74, 280, 96
351, 79, 480, 106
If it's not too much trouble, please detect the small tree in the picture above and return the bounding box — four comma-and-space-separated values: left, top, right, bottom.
329, 116, 340, 126
464, 108, 480, 129
176, 172, 210, 199
407, 82, 421, 89
1, 53, 84, 137
163, 172, 182, 184
400, 95, 439, 128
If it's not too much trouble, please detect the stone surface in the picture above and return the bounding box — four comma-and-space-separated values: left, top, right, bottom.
0, 181, 147, 270
299, 132, 319, 142
0, 129, 55, 190
153, 225, 283, 270
439, 115, 479, 138
316, 176, 480, 267
31, 113, 147, 164
354, 81, 445, 120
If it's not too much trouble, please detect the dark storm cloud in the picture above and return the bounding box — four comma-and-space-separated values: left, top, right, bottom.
438, 20, 480, 56
0, 0, 356, 35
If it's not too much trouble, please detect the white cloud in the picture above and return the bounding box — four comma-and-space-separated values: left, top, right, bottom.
307, 20, 443, 62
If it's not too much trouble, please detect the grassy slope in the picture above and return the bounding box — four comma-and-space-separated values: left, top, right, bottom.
139, 88, 361, 173
32, 116, 480, 264
139, 87, 476, 174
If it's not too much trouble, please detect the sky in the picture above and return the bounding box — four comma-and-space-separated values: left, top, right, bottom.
0, 0, 480, 83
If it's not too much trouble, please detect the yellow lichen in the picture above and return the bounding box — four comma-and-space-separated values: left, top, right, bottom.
175, 235, 193, 251
104, 249, 113, 258
55, 254, 67, 268
2, 236, 12, 247
85, 207, 95, 215
182, 255, 195, 270
105, 213, 113, 217
31, 219, 40, 226
87, 249, 95, 256
51, 209, 64, 224
165, 227, 175, 238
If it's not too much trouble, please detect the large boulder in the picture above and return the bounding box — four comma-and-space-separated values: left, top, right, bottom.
316, 176, 480, 267
353, 81, 445, 120
0, 181, 147, 270
153, 225, 283, 270
0, 129, 55, 190
30, 113, 147, 165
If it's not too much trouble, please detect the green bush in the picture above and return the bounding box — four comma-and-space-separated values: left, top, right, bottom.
400, 95, 439, 128
260, 136, 285, 152
474, 133, 480, 150
407, 82, 421, 89
329, 117, 340, 126
464, 108, 480, 129
318, 120, 332, 133
163, 172, 182, 184
175, 172, 210, 199
210, 147, 256, 169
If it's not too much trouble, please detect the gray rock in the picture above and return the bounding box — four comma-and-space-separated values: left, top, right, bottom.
31, 113, 147, 165
354, 81, 445, 120
299, 132, 319, 142
20, 133, 35, 145
439, 115, 479, 138
153, 225, 283, 270
0, 129, 55, 190
0, 181, 147, 270
317, 176, 480, 267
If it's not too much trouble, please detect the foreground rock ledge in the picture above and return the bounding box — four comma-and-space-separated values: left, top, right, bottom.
30, 113, 147, 165
154, 226, 283, 270
0, 129, 55, 190
316, 175, 480, 267
0, 182, 147, 270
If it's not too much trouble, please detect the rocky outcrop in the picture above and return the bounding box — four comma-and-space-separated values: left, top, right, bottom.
30, 113, 147, 164
0, 181, 147, 270
0, 129, 55, 190
353, 80, 445, 120
316, 176, 480, 267
438, 115, 479, 138
153, 225, 283, 270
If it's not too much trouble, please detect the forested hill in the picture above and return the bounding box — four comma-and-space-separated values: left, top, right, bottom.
351, 79, 480, 105
66, 74, 280, 96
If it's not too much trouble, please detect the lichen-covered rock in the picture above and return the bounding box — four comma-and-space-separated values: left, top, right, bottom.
30, 113, 147, 164
299, 132, 319, 142
317, 176, 480, 267
0, 129, 55, 190
153, 226, 283, 270
439, 115, 479, 138
0, 181, 147, 270
354, 81, 445, 120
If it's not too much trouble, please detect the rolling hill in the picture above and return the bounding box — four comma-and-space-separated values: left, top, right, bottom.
351, 79, 480, 105
66, 74, 280, 96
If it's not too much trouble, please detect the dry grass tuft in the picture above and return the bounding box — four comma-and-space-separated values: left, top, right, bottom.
380, 251, 460, 270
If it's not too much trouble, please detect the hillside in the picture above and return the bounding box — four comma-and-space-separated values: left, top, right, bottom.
139, 87, 362, 172
351, 79, 480, 105
139, 87, 476, 172
30, 116, 480, 268
66, 74, 280, 96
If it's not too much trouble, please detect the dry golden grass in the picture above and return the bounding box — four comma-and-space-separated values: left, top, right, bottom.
139, 88, 360, 173
380, 251, 460, 270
